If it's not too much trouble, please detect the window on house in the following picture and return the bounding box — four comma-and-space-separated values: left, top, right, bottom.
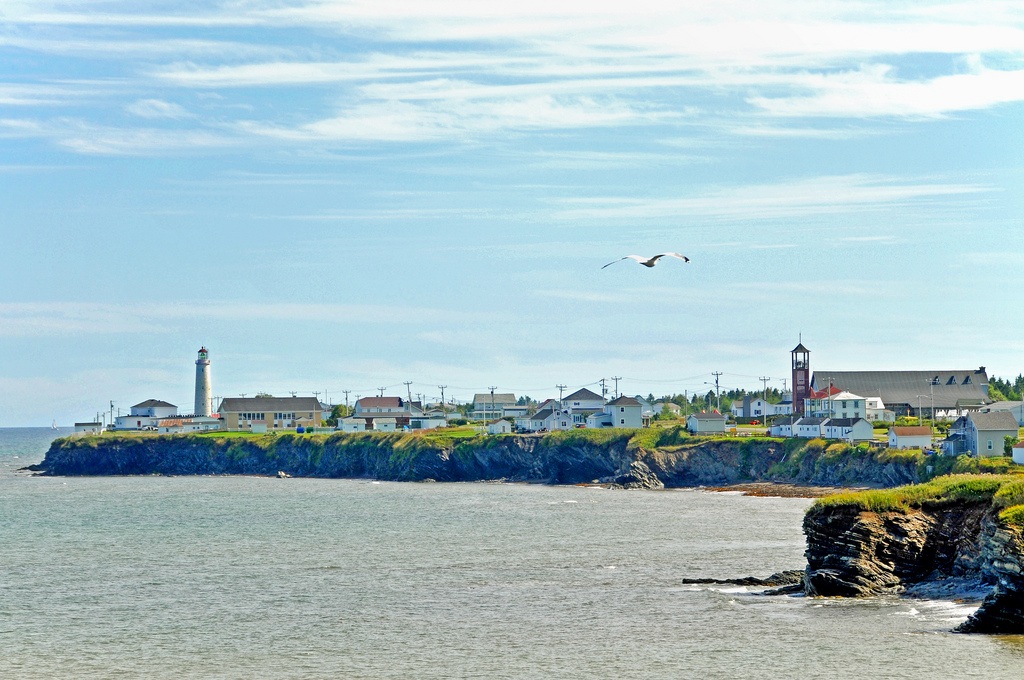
620, 419, 625, 425
947, 376, 956, 385
988, 440, 994, 450
963, 376, 972, 385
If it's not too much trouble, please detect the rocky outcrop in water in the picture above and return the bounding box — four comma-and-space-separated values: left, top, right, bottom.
804, 503, 992, 597
802, 488, 1024, 634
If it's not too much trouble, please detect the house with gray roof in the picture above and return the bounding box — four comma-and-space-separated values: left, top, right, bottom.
687, 412, 726, 434
769, 416, 798, 438
515, 408, 573, 433
470, 393, 518, 421
979, 401, 1024, 426
113, 399, 179, 430
965, 411, 1018, 458
942, 411, 1018, 457
793, 417, 827, 438
821, 418, 874, 442
562, 388, 606, 411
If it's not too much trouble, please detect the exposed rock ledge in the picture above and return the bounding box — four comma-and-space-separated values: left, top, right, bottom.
802, 478, 1024, 634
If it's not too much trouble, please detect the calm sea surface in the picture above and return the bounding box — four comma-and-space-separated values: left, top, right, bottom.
3, 428, 1024, 679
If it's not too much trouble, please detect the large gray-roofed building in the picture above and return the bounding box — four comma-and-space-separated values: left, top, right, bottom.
811, 368, 989, 415
218, 396, 323, 430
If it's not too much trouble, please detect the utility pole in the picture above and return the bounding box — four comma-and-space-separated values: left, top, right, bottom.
711, 372, 722, 412
378, 386, 385, 397
109, 401, 115, 425
928, 378, 936, 427
556, 384, 567, 405
439, 386, 447, 420
342, 390, 351, 414
611, 376, 622, 399
313, 391, 321, 403
599, 378, 607, 399
404, 381, 413, 406
827, 377, 834, 418
489, 386, 497, 420
759, 376, 770, 420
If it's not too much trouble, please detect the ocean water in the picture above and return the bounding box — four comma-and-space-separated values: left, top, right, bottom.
3, 428, 1024, 679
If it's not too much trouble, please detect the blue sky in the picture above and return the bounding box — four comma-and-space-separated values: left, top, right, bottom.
2, 1, 1023, 425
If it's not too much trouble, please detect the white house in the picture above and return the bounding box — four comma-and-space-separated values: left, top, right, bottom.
74, 422, 103, 434
501, 404, 530, 419
487, 419, 512, 435
408, 415, 446, 430
865, 397, 896, 423
470, 393, 518, 421
113, 399, 178, 430
808, 391, 866, 419
354, 397, 412, 415
603, 396, 644, 428
732, 396, 793, 420
560, 388, 607, 426
794, 417, 827, 438
516, 408, 574, 433
157, 416, 223, 434
821, 418, 874, 442
687, 412, 727, 434
888, 426, 932, 450
343, 396, 426, 431
337, 417, 365, 433
769, 416, 798, 438
1013, 442, 1024, 465
562, 388, 606, 412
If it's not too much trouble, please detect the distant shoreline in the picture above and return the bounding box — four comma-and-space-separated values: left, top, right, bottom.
703, 482, 870, 498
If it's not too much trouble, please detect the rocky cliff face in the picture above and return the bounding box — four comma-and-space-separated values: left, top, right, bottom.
33, 432, 924, 490
804, 503, 992, 597
804, 499, 1024, 634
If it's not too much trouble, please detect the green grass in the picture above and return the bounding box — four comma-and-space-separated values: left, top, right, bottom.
810, 474, 1024, 528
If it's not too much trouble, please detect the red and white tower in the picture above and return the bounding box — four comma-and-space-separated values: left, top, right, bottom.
194, 346, 212, 416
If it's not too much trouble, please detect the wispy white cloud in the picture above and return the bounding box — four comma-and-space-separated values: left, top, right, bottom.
0, 117, 235, 154
554, 174, 995, 221
0, 301, 489, 337
239, 94, 663, 142
751, 65, 1024, 118
0, 82, 103, 106
124, 98, 191, 119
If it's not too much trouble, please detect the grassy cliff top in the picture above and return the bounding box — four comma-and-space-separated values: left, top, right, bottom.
809, 473, 1024, 528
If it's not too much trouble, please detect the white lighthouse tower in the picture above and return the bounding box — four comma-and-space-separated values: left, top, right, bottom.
194, 346, 212, 416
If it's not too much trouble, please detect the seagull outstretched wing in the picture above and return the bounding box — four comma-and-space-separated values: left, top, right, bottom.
601, 255, 647, 269
647, 252, 690, 265
601, 252, 690, 269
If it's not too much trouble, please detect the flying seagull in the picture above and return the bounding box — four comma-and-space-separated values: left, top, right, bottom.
601, 252, 690, 269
